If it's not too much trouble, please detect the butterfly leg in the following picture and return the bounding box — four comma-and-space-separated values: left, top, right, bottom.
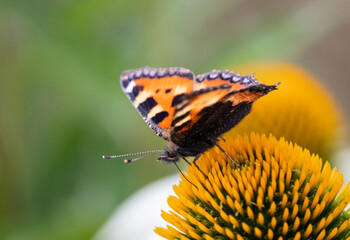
213, 141, 239, 167
192, 154, 208, 178
182, 157, 192, 165
218, 136, 226, 142
173, 161, 198, 189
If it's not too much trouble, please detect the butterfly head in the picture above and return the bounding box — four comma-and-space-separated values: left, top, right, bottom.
157, 148, 180, 162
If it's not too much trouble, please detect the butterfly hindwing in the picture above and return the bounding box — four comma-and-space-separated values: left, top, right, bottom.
171, 86, 230, 133
170, 70, 278, 147
194, 69, 260, 91
121, 66, 195, 140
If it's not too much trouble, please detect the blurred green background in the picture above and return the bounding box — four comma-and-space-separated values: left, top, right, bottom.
1, 0, 349, 239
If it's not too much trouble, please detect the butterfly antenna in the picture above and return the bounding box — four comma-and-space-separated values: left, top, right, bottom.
123, 152, 159, 163
102, 150, 163, 163
173, 162, 198, 189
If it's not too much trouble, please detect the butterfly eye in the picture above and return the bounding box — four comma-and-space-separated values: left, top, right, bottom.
168, 150, 177, 158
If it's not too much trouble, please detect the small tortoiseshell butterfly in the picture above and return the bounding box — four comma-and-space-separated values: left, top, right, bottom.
105, 66, 279, 170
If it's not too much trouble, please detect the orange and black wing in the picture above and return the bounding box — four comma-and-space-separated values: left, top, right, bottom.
170, 70, 279, 146
194, 69, 260, 91
121, 66, 194, 140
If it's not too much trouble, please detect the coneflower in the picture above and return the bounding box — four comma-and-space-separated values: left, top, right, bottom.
155, 133, 350, 240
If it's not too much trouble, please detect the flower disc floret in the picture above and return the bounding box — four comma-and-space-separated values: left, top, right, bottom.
155, 133, 350, 240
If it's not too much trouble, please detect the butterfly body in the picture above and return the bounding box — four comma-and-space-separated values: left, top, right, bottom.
121, 66, 279, 163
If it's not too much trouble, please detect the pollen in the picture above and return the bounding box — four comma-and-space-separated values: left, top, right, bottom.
155, 133, 350, 239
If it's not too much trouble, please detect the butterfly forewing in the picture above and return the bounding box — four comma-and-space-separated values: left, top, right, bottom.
120, 66, 195, 140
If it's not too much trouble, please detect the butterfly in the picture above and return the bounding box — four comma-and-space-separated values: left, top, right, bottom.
105, 66, 279, 171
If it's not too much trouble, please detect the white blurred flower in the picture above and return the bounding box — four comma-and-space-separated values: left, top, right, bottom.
94, 174, 180, 240
333, 147, 350, 183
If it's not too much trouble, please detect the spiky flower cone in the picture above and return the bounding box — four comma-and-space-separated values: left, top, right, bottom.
155, 133, 350, 240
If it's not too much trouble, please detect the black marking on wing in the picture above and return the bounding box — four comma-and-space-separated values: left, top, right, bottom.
127, 93, 135, 102
165, 89, 172, 93
222, 83, 278, 100
151, 111, 169, 124
133, 85, 143, 97
175, 102, 189, 112
174, 120, 191, 132
121, 79, 131, 88
137, 97, 157, 114
171, 94, 185, 107
183, 84, 231, 100
127, 85, 144, 102
171, 111, 190, 127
